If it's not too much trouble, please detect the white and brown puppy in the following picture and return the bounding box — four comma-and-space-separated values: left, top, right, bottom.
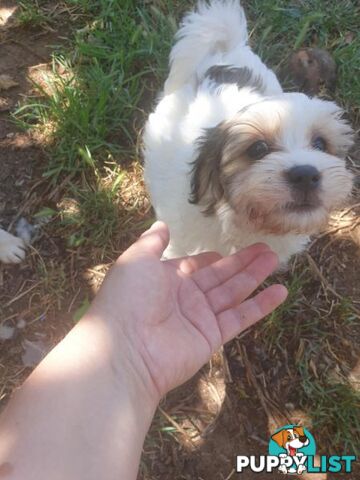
144, 0, 353, 263
0, 228, 26, 263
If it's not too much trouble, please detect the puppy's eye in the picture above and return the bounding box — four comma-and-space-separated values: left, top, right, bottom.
312, 136, 326, 151
246, 140, 269, 160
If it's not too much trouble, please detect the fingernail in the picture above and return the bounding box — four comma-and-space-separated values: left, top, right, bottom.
140, 221, 161, 238
150, 220, 166, 231
149, 221, 160, 230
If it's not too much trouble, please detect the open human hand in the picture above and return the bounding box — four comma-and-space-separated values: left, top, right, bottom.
89, 221, 287, 402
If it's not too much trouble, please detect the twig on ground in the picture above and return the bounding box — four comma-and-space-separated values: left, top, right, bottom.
305, 253, 360, 316
238, 342, 286, 426
220, 346, 233, 383
158, 406, 195, 447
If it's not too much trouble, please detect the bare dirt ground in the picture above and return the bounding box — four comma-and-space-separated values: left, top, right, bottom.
1, 3, 359, 480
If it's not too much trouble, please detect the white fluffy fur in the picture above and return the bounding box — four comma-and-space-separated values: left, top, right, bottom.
0, 228, 26, 263
144, 0, 353, 263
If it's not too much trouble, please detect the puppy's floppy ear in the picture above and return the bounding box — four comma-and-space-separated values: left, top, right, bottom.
189, 122, 228, 215
271, 429, 287, 448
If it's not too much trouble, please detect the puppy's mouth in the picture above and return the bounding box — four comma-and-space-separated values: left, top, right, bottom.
284, 190, 323, 213
288, 446, 297, 456
285, 201, 321, 213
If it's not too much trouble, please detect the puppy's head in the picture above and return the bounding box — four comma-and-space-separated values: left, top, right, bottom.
189, 93, 354, 235
271, 426, 309, 451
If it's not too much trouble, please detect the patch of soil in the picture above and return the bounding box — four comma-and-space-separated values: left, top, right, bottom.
0, 2, 70, 223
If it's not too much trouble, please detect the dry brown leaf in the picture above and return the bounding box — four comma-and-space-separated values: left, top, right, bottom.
0, 74, 18, 91
344, 31, 355, 45
0, 97, 11, 111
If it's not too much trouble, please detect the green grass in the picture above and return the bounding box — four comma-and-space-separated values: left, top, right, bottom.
298, 357, 360, 454
15, 0, 184, 180
244, 0, 360, 115
17, 0, 50, 27
14, 0, 186, 254
260, 271, 360, 453
60, 178, 122, 248
260, 269, 312, 349
297, 300, 360, 454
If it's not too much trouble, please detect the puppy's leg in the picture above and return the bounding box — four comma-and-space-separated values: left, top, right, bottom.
0, 228, 26, 263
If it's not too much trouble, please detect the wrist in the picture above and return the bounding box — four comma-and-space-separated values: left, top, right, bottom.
79, 307, 160, 414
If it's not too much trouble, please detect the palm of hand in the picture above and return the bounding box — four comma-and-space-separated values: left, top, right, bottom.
133, 259, 222, 396
94, 222, 287, 399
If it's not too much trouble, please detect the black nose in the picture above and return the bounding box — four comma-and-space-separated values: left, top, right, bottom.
286, 165, 321, 191
299, 435, 307, 443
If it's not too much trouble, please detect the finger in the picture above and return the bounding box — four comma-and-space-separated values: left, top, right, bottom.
191, 243, 271, 292
126, 221, 170, 259
217, 284, 288, 344
206, 251, 279, 314
168, 251, 223, 274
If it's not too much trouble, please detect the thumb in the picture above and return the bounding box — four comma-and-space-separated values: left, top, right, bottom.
129, 221, 170, 258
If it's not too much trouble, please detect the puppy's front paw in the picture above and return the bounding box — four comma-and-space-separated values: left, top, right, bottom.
297, 464, 307, 475
278, 464, 288, 474
278, 454, 288, 474
0, 230, 26, 263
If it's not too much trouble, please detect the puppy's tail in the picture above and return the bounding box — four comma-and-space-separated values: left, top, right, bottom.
164, 0, 248, 94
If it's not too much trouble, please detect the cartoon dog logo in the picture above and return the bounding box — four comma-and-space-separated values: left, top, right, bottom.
271, 426, 310, 475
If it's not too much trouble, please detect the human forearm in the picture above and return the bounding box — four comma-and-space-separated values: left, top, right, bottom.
0, 313, 158, 480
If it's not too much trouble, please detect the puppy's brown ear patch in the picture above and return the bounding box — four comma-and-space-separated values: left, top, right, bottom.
294, 426, 305, 437
189, 123, 227, 215
271, 429, 287, 448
